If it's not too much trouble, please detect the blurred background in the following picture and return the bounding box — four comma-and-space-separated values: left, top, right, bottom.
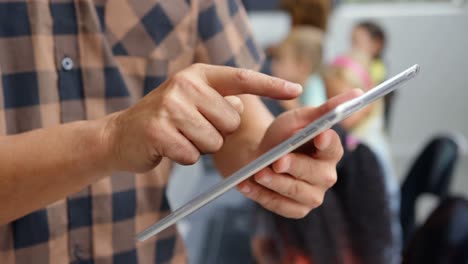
246, 0, 468, 217
168, 1, 468, 263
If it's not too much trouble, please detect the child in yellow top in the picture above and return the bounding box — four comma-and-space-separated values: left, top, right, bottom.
323, 51, 401, 262
352, 21, 387, 84
352, 21, 395, 128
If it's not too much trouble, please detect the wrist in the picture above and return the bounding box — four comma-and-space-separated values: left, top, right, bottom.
92, 113, 121, 174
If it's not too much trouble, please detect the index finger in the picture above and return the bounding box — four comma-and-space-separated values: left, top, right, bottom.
197, 64, 303, 99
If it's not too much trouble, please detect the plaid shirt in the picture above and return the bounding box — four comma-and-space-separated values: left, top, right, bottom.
0, 0, 262, 263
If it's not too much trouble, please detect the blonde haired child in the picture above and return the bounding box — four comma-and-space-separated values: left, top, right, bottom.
271, 26, 327, 110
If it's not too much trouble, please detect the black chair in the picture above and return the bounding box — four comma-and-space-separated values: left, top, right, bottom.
400, 135, 460, 245
403, 197, 468, 264
198, 205, 256, 264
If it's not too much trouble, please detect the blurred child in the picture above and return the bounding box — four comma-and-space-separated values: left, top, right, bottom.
251, 126, 400, 264
352, 21, 395, 128
271, 26, 327, 110
323, 51, 401, 254
324, 51, 375, 129
253, 50, 402, 264
352, 21, 387, 85
324, 51, 395, 181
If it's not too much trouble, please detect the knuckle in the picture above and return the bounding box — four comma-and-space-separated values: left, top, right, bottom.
329, 145, 343, 162
168, 140, 184, 157
190, 63, 205, 71
324, 171, 338, 188
290, 108, 303, 128
262, 194, 281, 213
248, 186, 261, 201
170, 141, 200, 165
288, 207, 309, 219
171, 71, 188, 85
161, 91, 179, 110
267, 76, 283, 91
235, 68, 253, 83
253, 187, 266, 204
166, 100, 187, 121
173, 72, 199, 91
292, 108, 302, 119
297, 207, 311, 219
310, 194, 324, 209
336, 143, 344, 159
285, 182, 300, 198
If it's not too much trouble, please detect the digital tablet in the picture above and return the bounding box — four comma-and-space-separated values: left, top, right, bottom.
137, 64, 420, 242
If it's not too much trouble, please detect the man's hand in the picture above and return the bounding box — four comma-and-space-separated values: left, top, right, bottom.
237, 90, 363, 218
104, 64, 303, 173
0, 63, 304, 224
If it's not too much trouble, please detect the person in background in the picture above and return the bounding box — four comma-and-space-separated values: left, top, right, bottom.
280, 0, 332, 31
323, 51, 402, 256
251, 126, 400, 264
352, 21, 395, 129
261, 0, 332, 116
266, 0, 331, 60
352, 21, 387, 85
324, 51, 389, 169
271, 26, 327, 110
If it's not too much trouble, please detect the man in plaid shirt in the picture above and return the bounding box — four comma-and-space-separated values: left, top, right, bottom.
0, 0, 359, 263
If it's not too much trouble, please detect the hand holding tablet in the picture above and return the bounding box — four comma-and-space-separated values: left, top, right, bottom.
137, 64, 420, 242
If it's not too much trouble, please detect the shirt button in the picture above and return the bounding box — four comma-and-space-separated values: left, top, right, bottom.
61, 56, 74, 71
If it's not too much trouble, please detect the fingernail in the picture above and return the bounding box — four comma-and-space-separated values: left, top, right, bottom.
285, 82, 303, 94
240, 185, 251, 194
258, 174, 272, 185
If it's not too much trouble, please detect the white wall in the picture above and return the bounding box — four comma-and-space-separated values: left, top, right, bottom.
248, 2, 468, 196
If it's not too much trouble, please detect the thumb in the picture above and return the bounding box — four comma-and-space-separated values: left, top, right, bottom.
224, 96, 244, 115
260, 89, 363, 150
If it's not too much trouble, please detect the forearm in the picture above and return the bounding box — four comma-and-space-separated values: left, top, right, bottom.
213, 95, 273, 175
0, 118, 113, 224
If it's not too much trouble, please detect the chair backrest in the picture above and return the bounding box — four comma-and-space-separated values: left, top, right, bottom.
198, 205, 256, 264
400, 136, 460, 245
